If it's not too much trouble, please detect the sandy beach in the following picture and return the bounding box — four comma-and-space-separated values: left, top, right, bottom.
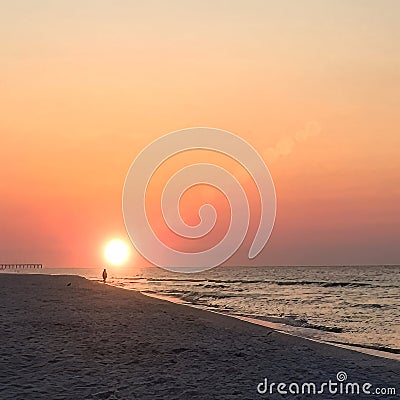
0, 274, 398, 399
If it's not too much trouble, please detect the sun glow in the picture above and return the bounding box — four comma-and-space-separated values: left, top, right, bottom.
104, 239, 130, 265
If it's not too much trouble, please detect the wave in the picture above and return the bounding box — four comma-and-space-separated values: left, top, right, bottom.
179, 291, 240, 302
319, 282, 372, 288
327, 340, 400, 355
254, 315, 345, 333
273, 280, 373, 288
351, 303, 384, 309
144, 277, 377, 288
146, 290, 346, 334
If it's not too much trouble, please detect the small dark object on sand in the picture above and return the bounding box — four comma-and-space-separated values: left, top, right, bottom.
66, 282, 71, 286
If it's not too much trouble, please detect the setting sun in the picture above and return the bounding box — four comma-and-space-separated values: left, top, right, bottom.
104, 239, 130, 266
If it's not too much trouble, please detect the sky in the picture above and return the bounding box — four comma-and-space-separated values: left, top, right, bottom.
1, 0, 399, 268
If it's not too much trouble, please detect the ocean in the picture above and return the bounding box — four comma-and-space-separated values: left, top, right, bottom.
4, 264, 399, 355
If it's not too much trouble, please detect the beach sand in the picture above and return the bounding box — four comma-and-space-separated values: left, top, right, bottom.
0, 274, 398, 399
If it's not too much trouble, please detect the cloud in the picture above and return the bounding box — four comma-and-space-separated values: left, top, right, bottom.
264, 121, 322, 162
295, 121, 322, 142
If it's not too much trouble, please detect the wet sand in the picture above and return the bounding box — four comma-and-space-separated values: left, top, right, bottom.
0, 274, 398, 399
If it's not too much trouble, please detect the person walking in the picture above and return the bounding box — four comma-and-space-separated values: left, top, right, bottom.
102, 268, 108, 283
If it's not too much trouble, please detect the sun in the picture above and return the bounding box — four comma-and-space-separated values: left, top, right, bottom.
104, 239, 130, 265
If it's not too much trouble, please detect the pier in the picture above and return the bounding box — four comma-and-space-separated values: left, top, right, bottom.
0, 264, 43, 270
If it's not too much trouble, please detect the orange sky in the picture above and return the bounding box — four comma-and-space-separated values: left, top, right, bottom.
1, 1, 399, 267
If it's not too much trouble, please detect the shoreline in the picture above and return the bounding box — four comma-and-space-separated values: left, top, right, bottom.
1, 273, 398, 399
109, 281, 400, 362
3, 269, 399, 360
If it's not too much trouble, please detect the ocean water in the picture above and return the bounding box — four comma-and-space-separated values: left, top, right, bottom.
5, 265, 399, 354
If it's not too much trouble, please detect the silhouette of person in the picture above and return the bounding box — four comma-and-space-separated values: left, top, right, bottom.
102, 268, 108, 283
